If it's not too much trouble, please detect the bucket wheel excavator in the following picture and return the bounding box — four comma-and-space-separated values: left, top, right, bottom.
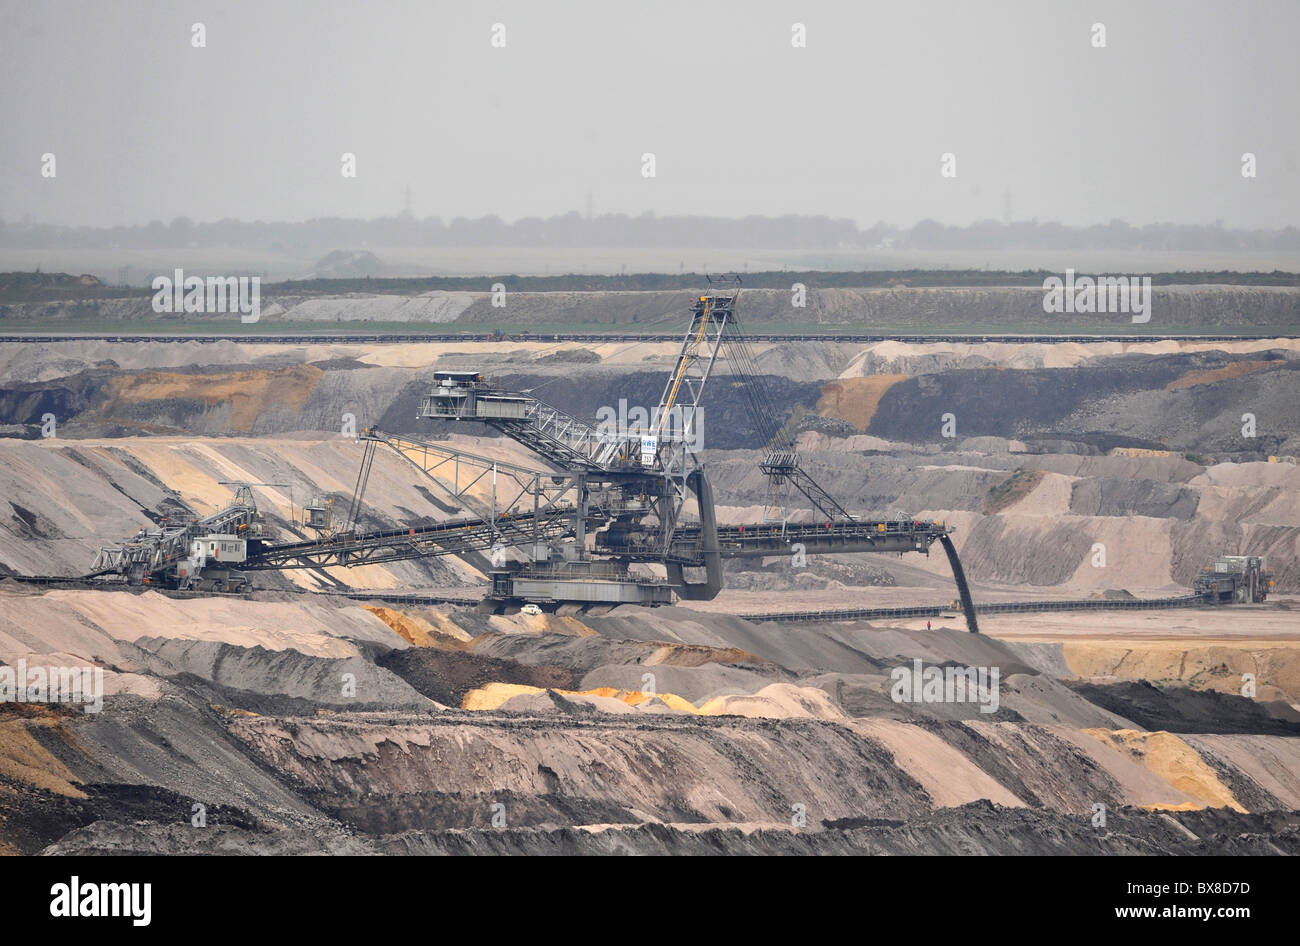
90, 278, 980, 630
288, 277, 979, 628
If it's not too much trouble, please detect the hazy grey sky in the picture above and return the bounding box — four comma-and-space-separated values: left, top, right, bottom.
3, 0, 1297, 229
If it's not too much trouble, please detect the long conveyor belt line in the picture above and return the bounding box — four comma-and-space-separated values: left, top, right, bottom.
0, 572, 1240, 623
743, 592, 1210, 624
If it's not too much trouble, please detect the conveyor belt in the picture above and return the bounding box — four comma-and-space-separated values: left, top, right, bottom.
0, 572, 1228, 625
742, 593, 1209, 624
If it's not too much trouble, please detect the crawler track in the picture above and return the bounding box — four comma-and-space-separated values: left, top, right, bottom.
2, 573, 255, 599
4, 573, 124, 590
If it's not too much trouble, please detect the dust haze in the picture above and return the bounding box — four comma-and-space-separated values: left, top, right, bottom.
3, 0, 1298, 230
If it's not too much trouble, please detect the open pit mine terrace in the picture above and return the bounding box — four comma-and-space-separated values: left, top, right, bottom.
1, 285, 1299, 858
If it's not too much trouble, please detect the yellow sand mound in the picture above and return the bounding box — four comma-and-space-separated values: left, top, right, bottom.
816, 376, 908, 432
642, 643, 769, 668
462, 682, 699, 713
100, 365, 322, 434
1166, 361, 1279, 390
1083, 729, 1244, 812
0, 710, 87, 798
1063, 641, 1300, 702
1109, 447, 1177, 458
363, 606, 450, 647
697, 683, 846, 720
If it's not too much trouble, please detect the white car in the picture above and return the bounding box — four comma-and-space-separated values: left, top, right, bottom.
520, 603, 542, 616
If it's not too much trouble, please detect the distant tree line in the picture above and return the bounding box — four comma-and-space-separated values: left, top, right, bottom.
2, 212, 1299, 252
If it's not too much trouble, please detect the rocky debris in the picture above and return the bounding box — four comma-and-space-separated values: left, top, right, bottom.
134, 639, 437, 712
5, 692, 327, 828
1066, 681, 1300, 735
535, 348, 600, 364
795, 413, 858, 438
40, 802, 1300, 855
0, 778, 262, 856
225, 711, 936, 829
723, 556, 897, 593
377, 647, 581, 707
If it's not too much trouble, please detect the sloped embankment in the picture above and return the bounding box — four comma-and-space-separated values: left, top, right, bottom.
2, 586, 1298, 854
39, 803, 1300, 855
226, 713, 934, 832
8, 285, 1300, 330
